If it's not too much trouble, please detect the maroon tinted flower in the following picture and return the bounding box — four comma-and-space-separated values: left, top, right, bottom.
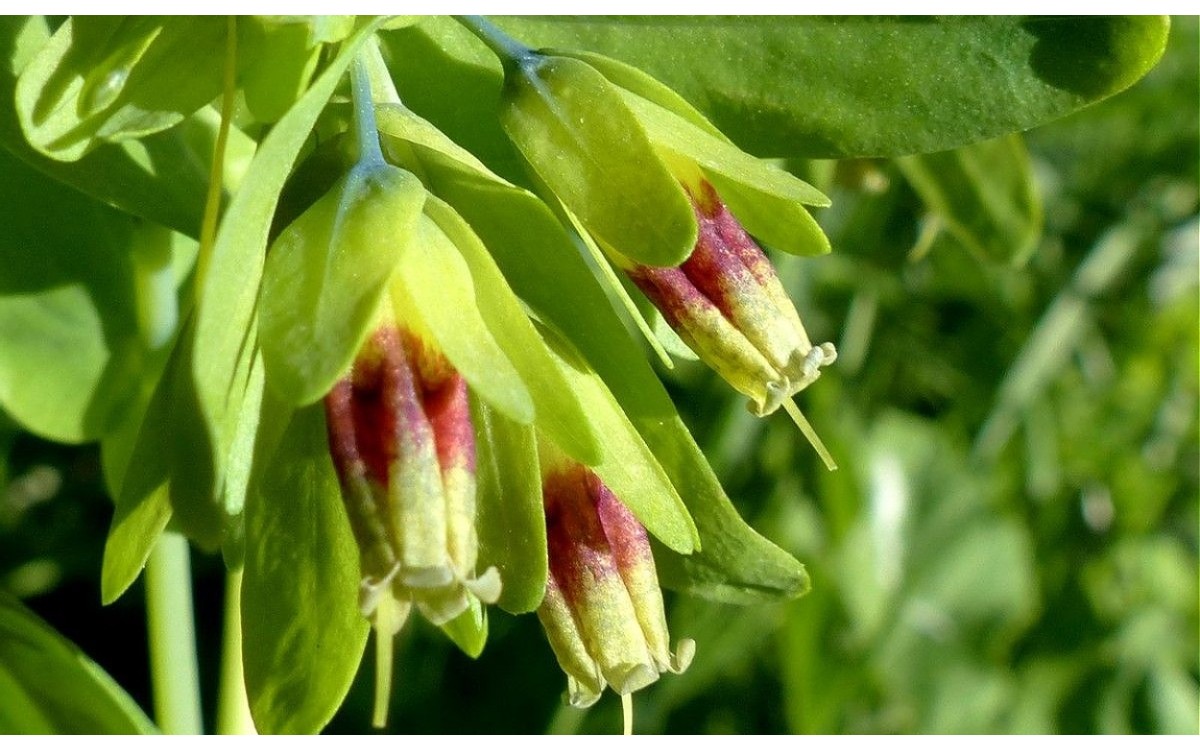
325, 316, 500, 629
622, 179, 836, 419
536, 443, 693, 710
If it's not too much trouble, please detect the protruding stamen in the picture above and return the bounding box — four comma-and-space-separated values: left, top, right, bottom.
782, 398, 837, 471
622, 692, 634, 736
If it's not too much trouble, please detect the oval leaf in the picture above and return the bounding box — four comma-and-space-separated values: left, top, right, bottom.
390, 17, 1168, 161
242, 404, 368, 735
0, 593, 157, 733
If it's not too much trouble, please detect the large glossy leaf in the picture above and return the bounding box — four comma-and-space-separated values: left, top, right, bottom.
242, 404, 368, 735
388, 17, 1168, 161
15, 17, 227, 161
0, 593, 156, 733
240, 18, 324, 124
0, 17, 255, 239
897, 134, 1042, 266
0, 146, 196, 444
0, 150, 139, 444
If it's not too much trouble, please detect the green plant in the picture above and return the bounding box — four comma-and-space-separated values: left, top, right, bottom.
1, 16, 1193, 735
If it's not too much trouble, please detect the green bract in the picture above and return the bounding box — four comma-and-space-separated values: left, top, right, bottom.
260, 164, 426, 406
498, 53, 697, 267
491, 43, 832, 278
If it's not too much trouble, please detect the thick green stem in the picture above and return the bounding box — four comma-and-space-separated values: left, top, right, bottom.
145, 532, 203, 735
453, 15, 536, 69
350, 53, 386, 170
216, 569, 256, 734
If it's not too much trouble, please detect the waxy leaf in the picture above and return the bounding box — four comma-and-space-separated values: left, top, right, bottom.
15, 16, 228, 161
0, 593, 156, 733
102, 319, 263, 591
243, 405, 368, 735
387, 17, 1168, 163
496, 16, 1170, 158
0, 146, 195, 444
472, 399, 546, 614
499, 53, 696, 266
897, 134, 1042, 266
260, 165, 426, 406
644, 416, 811, 603
240, 18, 323, 124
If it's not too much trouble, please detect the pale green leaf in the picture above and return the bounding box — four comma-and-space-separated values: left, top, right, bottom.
499, 53, 696, 266
472, 399, 546, 614
242, 404, 368, 735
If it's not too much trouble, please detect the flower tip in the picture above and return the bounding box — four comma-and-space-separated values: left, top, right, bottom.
358, 564, 401, 618
399, 565, 455, 589
752, 341, 839, 417
668, 638, 696, 675
566, 675, 604, 709
465, 566, 503, 604
610, 662, 660, 696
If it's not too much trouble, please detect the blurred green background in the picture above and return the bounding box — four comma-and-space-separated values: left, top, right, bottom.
2, 18, 1196, 735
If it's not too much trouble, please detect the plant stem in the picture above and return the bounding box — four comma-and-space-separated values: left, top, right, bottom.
145, 532, 203, 735
350, 53, 386, 170
192, 14, 238, 306
453, 15, 536, 69
216, 568, 256, 734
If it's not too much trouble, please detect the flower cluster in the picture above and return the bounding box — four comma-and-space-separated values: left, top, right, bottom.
259, 23, 834, 732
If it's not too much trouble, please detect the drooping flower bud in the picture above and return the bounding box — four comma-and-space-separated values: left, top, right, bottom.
324, 307, 501, 626
324, 294, 501, 727
536, 441, 693, 710
617, 178, 837, 419
467, 30, 839, 466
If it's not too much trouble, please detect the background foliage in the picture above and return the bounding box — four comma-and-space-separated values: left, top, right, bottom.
0, 16, 1196, 734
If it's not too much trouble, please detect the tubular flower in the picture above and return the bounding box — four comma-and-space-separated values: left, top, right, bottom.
536, 441, 693, 709
486, 41, 838, 459
323, 298, 501, 630
616, 178, 837, 418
